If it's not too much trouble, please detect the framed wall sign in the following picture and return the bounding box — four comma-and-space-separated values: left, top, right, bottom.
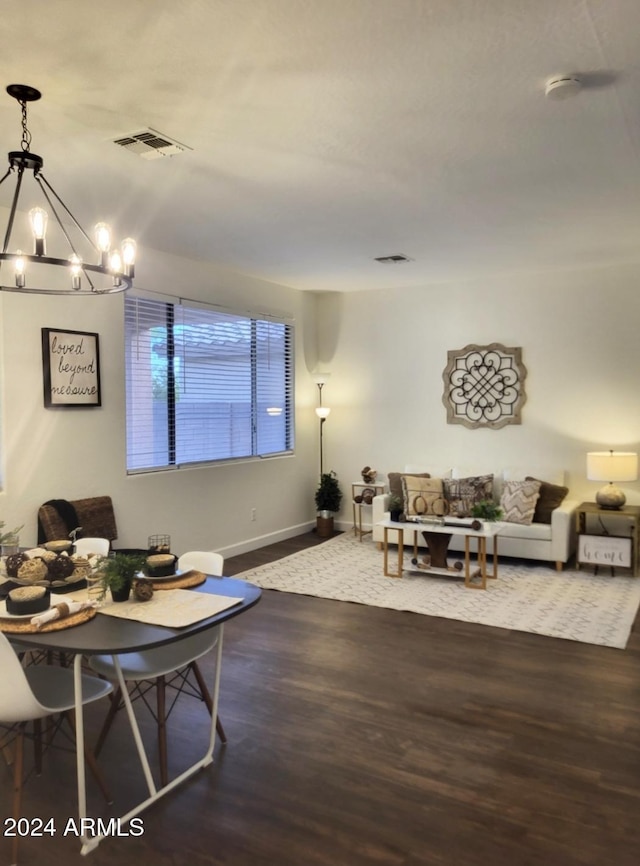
41, 328, 101, 408
578, 534, 632, 569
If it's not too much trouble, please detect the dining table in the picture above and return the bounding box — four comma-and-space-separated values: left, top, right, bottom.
6, 574, 262, 856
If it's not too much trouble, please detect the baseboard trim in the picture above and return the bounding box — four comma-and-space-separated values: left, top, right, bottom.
217, 521, 317, 558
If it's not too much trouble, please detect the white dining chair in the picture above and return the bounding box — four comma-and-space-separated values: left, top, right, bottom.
89, 550, 227, 787
177, 550, 223, 575
73, 537, 110, 558
0, 631, 113, 866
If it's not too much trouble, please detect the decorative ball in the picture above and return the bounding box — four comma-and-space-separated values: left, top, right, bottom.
16, 558, 48, 584
46, 554, 76, 581
133, 579, 154, 602
362, 487, 375, 504
5, 552, 29, 577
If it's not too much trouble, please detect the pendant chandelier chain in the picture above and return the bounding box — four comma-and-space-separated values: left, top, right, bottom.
20, 98, 31, 154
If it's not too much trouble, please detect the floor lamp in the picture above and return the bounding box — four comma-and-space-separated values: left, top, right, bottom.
314, 379, 331, 477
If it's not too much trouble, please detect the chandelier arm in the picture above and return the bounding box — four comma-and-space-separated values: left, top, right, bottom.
0, 283, 129, 296
34, 175, 96, 291
36, 173, 97, 252
0, 166, 14, 189
0, 254, 131, 295
2, 165, 24, 254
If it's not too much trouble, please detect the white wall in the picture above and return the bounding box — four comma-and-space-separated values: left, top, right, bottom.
4, 253, 640, 550
316, 261, 640, 525
0, 247, 322, 556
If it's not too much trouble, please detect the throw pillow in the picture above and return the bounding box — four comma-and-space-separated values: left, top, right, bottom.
388, 471, 430, 505
526, 476, 569, 524
443, 474, 494, 518
500, 479, 542, 526
402, 476, 448, 517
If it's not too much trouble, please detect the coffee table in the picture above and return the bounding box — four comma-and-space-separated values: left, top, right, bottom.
378, 518, 503, 589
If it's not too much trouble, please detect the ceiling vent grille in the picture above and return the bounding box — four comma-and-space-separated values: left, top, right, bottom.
113, 128, 192, 160
374, 254, 413, 263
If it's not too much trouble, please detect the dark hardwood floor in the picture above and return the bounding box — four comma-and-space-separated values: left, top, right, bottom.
3, 531, 640, 865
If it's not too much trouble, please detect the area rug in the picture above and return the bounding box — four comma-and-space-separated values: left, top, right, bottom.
236, 533, 640, 649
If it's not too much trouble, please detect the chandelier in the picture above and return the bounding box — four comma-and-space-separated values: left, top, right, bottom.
0, 84, 135, 295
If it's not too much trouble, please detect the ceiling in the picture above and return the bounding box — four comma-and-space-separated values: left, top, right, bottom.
2, 0, 640, 293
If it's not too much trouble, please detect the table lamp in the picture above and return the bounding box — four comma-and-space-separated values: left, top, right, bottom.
586, 450, 638, 509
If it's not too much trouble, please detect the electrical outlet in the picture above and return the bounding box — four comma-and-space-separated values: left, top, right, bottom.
251, 508, 256, 521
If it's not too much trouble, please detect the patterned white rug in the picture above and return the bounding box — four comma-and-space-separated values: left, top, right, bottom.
237, 533, 640, 649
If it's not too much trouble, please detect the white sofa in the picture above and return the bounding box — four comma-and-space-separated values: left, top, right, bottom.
371, 467, 579, 570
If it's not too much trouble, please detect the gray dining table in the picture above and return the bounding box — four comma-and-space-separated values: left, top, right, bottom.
9, 574, 262, 855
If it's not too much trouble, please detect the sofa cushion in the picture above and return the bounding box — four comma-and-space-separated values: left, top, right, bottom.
497, 520, 552, 541
402, 476, 448, 517
443, 474, 493, 517
500, 479, 541, 525
526, 476, 569, 524
388, 471, 430, 504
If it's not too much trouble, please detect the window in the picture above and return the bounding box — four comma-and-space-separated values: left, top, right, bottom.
125, 294, 294, 472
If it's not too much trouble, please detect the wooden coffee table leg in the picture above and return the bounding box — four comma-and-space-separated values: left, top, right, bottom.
464, 535, 487, 589
383, 526, 404, 578
487, 536, 499, 579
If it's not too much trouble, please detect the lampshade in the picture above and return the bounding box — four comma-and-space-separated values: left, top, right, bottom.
587, 452, 638, 482
587, 451, 638, 509
315, 406, 331, 419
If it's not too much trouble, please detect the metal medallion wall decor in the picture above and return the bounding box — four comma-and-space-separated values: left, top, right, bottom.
442, 343, 527, 429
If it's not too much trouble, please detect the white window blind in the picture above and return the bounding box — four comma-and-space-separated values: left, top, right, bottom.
125, 295, 294, 472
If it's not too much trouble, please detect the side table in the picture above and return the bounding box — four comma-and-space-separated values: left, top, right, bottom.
576, 501, 640, 576
352, 481, 386, 541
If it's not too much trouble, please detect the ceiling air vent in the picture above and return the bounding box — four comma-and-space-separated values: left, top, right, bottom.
374, 254, 413, 263
113, 128, 192, 160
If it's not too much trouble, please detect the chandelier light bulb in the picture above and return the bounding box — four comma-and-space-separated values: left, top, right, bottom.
69, 253, 82, 291
94, 222, 112, 266
109, 249, 122, 286
29, 207, 47, 255
121, 237, 137, 278
14, 250, 25, 287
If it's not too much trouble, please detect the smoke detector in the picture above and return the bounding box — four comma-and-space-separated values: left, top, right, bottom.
113, 128, 192, 160
545, 75, 582, 100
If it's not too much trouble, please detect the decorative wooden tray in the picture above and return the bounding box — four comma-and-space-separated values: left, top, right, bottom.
0, 606, 97, 634
145, 569, 206, 591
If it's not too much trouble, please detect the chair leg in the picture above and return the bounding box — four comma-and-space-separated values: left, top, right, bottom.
33, 718, 42, 775
94, 685, 122, 757
11, 724, 25, 866
190, 661, 227, 743
156, 676, 168, 787
63, 713, 112, 804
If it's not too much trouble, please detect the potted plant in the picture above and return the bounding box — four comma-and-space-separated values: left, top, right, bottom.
388, 495, 404, 523
97, 552, 146, 602
315, 471, 343, 538
471, 500, 504, 524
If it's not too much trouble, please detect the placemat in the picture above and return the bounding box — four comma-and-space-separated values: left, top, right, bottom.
96, 589, 244, 628
0, 606, 97, 634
